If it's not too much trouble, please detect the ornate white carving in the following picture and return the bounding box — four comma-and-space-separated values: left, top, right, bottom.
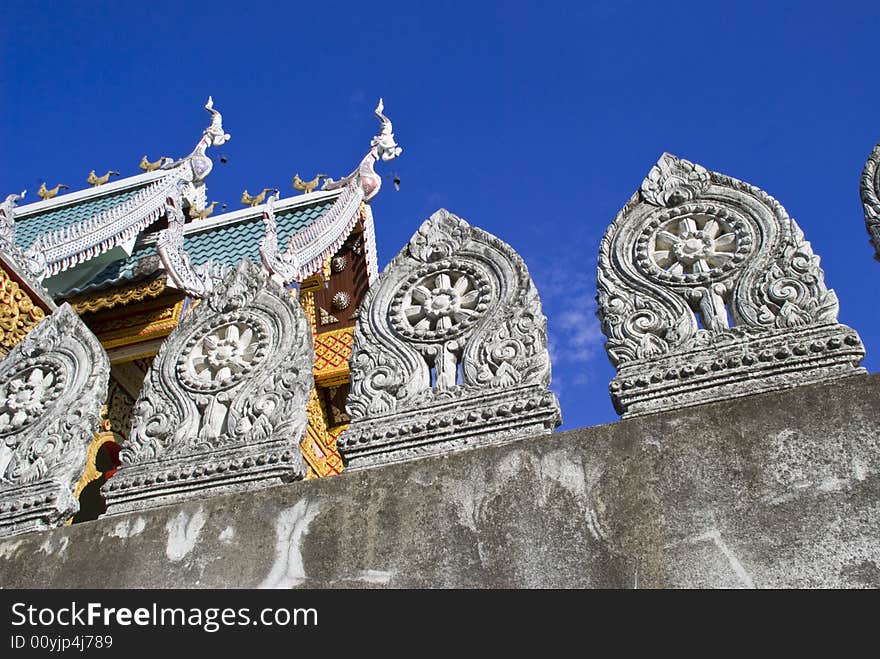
861, 139, 880, 261
0, 191, 25, 249
157, 187, 229, 297
0, 191, 48, 282
259, 191, 301, 284
0, 304, 110, 537
598, 153, 866, 417
339, 209, 560, 471
641, 152, 710, 207
322, 99, 402, 202
318, 307, 339, 326
102, 259, 313, 515
260, 183, 366, 283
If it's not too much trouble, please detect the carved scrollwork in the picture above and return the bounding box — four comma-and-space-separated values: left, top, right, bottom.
103, 259, 313, 515
340, 209, 560, 471
860, 139, 880, 261
598, 152, 865, 417
0, 304, 110, 537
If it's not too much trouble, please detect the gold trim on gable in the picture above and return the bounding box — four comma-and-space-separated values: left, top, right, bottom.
69, 275, 166, 313
0, 263, 48, 357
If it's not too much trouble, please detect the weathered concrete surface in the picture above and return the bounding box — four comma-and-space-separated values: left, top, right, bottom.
1, 373, 878, 588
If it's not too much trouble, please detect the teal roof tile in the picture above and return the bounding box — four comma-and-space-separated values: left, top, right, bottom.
59, 198, 335, 296
15, 185, 151, 249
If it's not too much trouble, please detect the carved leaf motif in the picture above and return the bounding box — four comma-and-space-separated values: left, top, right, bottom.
407, 210, 468, 262
754, 235, 839, 328
641, 153, 710, 207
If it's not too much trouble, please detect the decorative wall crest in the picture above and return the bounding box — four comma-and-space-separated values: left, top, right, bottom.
102, 259, 313, 515
861, 139, 880, 261
597, 152, 866, 417
339, 209, 561, 471
0, 304, 110, 537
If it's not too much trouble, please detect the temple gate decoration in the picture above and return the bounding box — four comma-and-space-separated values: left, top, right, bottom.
102, 259, 314, 515
339, 209, 561, 470
597, 152, 866, 418
0, 304, 110, 537
861, 138, 880, 261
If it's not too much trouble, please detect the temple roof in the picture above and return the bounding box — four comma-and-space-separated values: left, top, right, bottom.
2, 97, 398, 301
59, 190, 342, 297
13, 170, 169, 249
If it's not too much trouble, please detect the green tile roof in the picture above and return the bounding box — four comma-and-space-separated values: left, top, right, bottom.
59, 198, 335, 296
14, 185, 151, 249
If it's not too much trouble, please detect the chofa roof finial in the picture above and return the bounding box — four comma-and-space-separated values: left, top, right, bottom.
204, 96, 231, 147
372, 98, 403, 162
321, 97, 403, 202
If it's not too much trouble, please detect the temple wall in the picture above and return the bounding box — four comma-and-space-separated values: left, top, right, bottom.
1, 372, 878, 588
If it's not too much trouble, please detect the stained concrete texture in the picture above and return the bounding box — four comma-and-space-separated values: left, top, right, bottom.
1, 373, 878, 588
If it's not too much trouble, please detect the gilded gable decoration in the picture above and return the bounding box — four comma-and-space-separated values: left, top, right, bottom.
339, 209, 561, 471
0, 304, 110, 537
597, 152, 866, 417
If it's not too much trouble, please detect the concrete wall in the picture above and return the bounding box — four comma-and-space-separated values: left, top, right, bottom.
1, 373, 878, 588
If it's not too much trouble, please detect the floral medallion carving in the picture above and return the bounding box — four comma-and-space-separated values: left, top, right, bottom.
598, 152, 865, 418
103, 259, 313, 516
390, 265, 490, 341
177, 318, 268, 392
0, 304, 110, 537
340, 209, 560, 471
636, 204, 753, 285
0, 365, 64, 434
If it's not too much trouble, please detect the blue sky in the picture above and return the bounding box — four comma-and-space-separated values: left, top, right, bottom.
2, 1, 878, 430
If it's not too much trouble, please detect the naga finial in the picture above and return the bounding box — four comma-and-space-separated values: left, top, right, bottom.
372, 98, 403, 162
321, 97, 403, 202
260, 189, 301, 284
1, 190, 26, 215
0, 191, 25, 246
186, 96, 231, 183
204, 96, 231, 147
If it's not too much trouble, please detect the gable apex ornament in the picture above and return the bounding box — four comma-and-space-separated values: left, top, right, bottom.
641, 152, 711, 207
598, 155, 865, 417
322, 98, 402, 202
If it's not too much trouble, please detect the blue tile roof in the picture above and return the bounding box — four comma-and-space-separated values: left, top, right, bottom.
14, 185, 150, 249
59, 198, 335, 296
